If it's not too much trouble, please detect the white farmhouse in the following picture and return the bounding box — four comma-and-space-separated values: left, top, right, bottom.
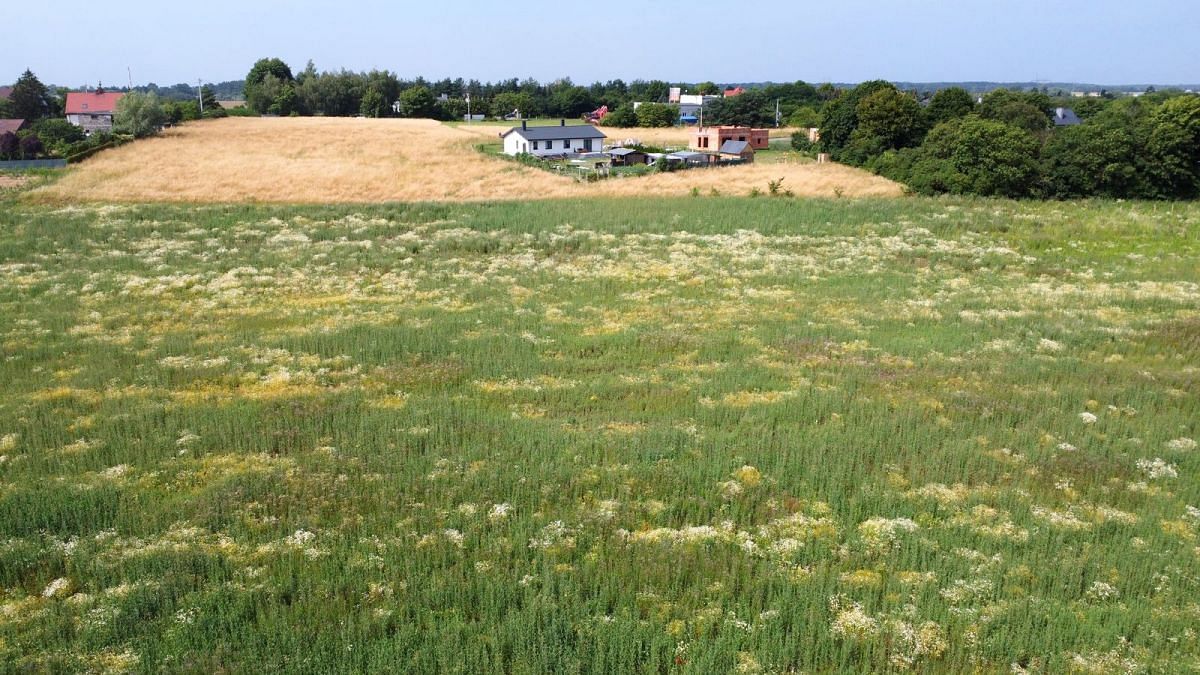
500, 120, 607, 156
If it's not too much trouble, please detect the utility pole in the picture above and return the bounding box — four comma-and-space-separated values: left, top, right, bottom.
466, 93, 471, 123
197, 78, 204, 116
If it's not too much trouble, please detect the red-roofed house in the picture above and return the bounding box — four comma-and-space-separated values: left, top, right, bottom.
66, 90, 125, 134
0, 119, 27, 134
723, 87, 746, 98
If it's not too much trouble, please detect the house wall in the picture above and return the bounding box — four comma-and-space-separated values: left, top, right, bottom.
503, 133, 528, 155
691, 127, 770, 151
67, 113, 115, 134
503, 131, 603, 156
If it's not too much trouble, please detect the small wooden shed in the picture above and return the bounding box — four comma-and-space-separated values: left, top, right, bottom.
719, 140, 755, 163
606, 147, 648, 166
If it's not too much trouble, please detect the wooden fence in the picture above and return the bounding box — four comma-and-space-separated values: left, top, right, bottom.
0, 159, 67, 170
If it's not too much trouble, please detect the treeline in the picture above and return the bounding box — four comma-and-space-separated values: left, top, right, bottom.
136, 80, 245, 102
810, 81, 1200, 199
239, 57, 835, 125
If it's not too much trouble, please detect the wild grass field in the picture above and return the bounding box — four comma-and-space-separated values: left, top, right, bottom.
27, 118, 900, 204
0, 195, 1197, 673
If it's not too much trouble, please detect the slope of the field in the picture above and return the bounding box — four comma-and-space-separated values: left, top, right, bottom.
1, 198, 1198, 672
31, 117, 902, 203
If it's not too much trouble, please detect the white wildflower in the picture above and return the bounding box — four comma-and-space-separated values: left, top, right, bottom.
1078, 412, 1098, 425
175, 606, 200, 624
529, 521, 574, 550
830, 604, 879, 641
488, 503, 512, 521
1086, 581, 1120, 601
1037, 338, 1063, 352
100, 464, 129, 479
285, 529, 316, 546
1165, 438, 1196, 452
858, 517, 918, 550
718, 480, 744, 500
1136, 457, 1177, 480
42, 577, 72, 599
1183, 505, 1200, 523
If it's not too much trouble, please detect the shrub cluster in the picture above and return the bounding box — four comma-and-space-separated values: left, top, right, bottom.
819, 82, 1200, 199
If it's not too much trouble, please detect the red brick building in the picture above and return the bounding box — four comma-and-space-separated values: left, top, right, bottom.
691, 126, 769, 152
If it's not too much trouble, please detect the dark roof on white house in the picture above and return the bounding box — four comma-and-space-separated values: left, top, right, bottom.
719, 140, 752, 154
1053, 108, 1082, 126
503, 123, 606, 141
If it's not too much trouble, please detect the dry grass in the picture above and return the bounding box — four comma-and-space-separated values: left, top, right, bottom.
0, 174, 30, 190
32, 117, 903, 204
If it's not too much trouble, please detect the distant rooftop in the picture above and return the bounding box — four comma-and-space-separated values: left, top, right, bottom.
65, 91, 125, 115
1053, 107, 1082, 126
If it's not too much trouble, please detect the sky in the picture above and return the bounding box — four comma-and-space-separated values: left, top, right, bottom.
4, 0, 1199, 88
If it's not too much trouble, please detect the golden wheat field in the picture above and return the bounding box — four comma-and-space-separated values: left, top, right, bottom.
31, 117, 902, 203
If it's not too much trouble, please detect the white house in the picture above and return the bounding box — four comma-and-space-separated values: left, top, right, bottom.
500, 120, 607, 156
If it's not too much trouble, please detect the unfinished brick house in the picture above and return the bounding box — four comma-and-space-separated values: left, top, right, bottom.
691, 126, 769, 152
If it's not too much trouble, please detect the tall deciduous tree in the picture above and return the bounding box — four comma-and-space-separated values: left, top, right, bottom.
635, 102, 678, 128
19, 133, 43, 159
359, 88, 385, 118
917, 117, 1041, 197
818, 80, 894, 160
245, 58, 295, 114
1041, 123, 1141, 198
114, 91, 166, 138
925, 87, 975, 125
397, 86, 436, 118
1146, 95, 1200, 198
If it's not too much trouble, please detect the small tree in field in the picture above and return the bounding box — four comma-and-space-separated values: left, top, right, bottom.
114, 92, 166, 138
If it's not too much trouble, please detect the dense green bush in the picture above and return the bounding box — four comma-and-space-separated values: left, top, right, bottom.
634, 103, 678, 128
824, 80, 1200, 199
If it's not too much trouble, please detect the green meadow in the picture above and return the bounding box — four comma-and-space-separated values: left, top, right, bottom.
0, 196, 1197, 672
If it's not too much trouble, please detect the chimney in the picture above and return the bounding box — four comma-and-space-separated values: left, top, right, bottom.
522, 120, 527, 131
560, 119, 565, 126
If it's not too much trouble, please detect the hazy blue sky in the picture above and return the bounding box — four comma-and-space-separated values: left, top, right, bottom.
5, 0, 1198, 88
